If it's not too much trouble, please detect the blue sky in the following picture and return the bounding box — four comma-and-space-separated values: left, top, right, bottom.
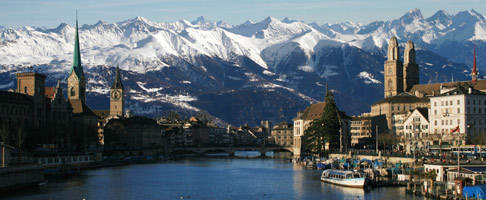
1, 0, 485, 28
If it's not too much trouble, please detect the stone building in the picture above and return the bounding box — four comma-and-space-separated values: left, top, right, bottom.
293, 90, 351, 157
66, 19, 98, 150
271, 122, 293, 147
103, 116, 165, 150
350, 114, 372, 147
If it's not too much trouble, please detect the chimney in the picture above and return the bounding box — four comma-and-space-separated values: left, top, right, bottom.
469, 87, 472, 94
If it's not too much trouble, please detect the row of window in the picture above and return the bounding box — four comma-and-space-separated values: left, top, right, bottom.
1, 105, 31, 116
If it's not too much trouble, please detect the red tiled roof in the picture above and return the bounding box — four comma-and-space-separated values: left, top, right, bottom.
45, 87, 55, 99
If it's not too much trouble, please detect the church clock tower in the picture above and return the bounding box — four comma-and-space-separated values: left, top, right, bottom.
110, 66, 124, 117
384, 37, 404, 98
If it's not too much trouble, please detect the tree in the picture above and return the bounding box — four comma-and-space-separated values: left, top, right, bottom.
12, 128, 28, 162
0, 122, 10, 146
166, 110, 181, 123
378, 131, 400, 153
195, 110, 213, 125
304, 90, 341, 156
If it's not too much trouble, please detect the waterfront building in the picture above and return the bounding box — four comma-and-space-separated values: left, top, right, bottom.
429, 85, 486, 147
401, 108, 429, 153
103, 116, 165, 150
293, 89, 351, 157
350, 114, 372, 147
271, 122, 293, 147
447, 166, 486, 184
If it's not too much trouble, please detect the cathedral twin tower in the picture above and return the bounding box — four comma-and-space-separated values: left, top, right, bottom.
384, 37, 419, 98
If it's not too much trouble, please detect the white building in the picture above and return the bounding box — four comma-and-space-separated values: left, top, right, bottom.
402, 108, 429, 153
429, 85, 486, 145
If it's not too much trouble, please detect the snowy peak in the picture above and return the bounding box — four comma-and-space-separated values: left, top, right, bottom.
399, 8, 424, 24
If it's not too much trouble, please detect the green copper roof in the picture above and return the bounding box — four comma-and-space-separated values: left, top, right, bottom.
70, 19, 84, 78
111, 66, 124, 89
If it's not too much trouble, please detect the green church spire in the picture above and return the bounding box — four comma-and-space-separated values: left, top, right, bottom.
70, 11, 84, 78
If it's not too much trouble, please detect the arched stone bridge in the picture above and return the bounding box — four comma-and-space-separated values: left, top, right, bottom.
169, 146, 293, 156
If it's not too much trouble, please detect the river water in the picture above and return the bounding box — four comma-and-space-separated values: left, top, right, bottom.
3, 157, 426, 200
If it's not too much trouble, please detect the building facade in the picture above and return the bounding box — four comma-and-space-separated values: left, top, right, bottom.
350, 115, 372, 147
429, 85, 486, 146
271, 122, 293, 147
293, 90, 351, 157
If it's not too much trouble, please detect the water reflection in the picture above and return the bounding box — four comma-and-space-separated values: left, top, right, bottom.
4, 158, 423, 200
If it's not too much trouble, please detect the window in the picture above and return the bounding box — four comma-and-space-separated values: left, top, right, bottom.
70, 87, 75, 97
388, 67, 392, 75
388, 79, 393, 89
434, 102, 437, 107
435, 110, 437, 115
451, 100, 453, 105
441, 101, 444, 106
435, 120, 437, 126
446, 101, 448, 106
457, 108, 460, 114
474, 100, 476, 105
24, 86, 27, 93
458, 100, 460, 105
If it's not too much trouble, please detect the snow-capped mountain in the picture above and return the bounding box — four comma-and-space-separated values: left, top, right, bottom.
0, 9, 482, 125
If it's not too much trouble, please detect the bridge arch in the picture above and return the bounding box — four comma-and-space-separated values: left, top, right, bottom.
170, 149, 199, 155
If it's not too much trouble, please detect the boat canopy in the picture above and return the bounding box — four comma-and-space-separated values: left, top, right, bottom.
463, 185, 486, 199
324, 170, 352, 176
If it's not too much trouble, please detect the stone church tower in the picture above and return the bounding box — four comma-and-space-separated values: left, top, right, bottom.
403, 39, 419, 92
67, 18, 86, 103
110, 66, 124, 117
384, 37, 404, 98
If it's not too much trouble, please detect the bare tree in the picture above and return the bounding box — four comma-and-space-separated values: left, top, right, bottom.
167, 110, 181, 123
195, 110, 213, 125
0, 122, 10, 145
12, 128, 28, 162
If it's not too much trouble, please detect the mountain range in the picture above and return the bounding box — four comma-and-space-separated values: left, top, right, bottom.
0, 8, 484, 126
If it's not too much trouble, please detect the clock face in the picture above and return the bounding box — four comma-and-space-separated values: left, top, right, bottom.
111, 90, 121, 100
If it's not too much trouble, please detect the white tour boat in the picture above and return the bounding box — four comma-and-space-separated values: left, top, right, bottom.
320, 169, 369, 188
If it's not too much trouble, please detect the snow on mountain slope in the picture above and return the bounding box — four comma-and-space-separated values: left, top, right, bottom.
0, 10, 484, 125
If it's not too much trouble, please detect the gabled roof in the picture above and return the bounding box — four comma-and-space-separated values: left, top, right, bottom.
409, 80, 486, 97
373, 92, 429, 105
93, 110, 110, 119
293, 101, 350, 121
415, 108, 429, 121
45, 86, 56, 99
69, 99, 97, 117
436, 84, 486, 97
273, 121, 292, 129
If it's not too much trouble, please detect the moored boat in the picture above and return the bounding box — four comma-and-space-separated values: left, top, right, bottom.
320, 169, 369, 188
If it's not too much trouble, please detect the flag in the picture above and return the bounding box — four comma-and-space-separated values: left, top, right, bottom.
451, 126, 459, 133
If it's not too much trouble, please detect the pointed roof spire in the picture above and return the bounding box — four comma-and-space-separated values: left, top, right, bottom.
472, 44, 479, 83
70, 10, 84, 78
473, 45, 478, 74
111, 65, 124, 89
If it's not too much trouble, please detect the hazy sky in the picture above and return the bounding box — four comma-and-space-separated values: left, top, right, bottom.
1, 0, 485, 28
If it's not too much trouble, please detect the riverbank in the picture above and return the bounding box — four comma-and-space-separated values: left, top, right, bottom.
0, 164, 44, 193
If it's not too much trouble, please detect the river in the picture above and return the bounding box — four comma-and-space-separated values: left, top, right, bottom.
3, 157, 426, 200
